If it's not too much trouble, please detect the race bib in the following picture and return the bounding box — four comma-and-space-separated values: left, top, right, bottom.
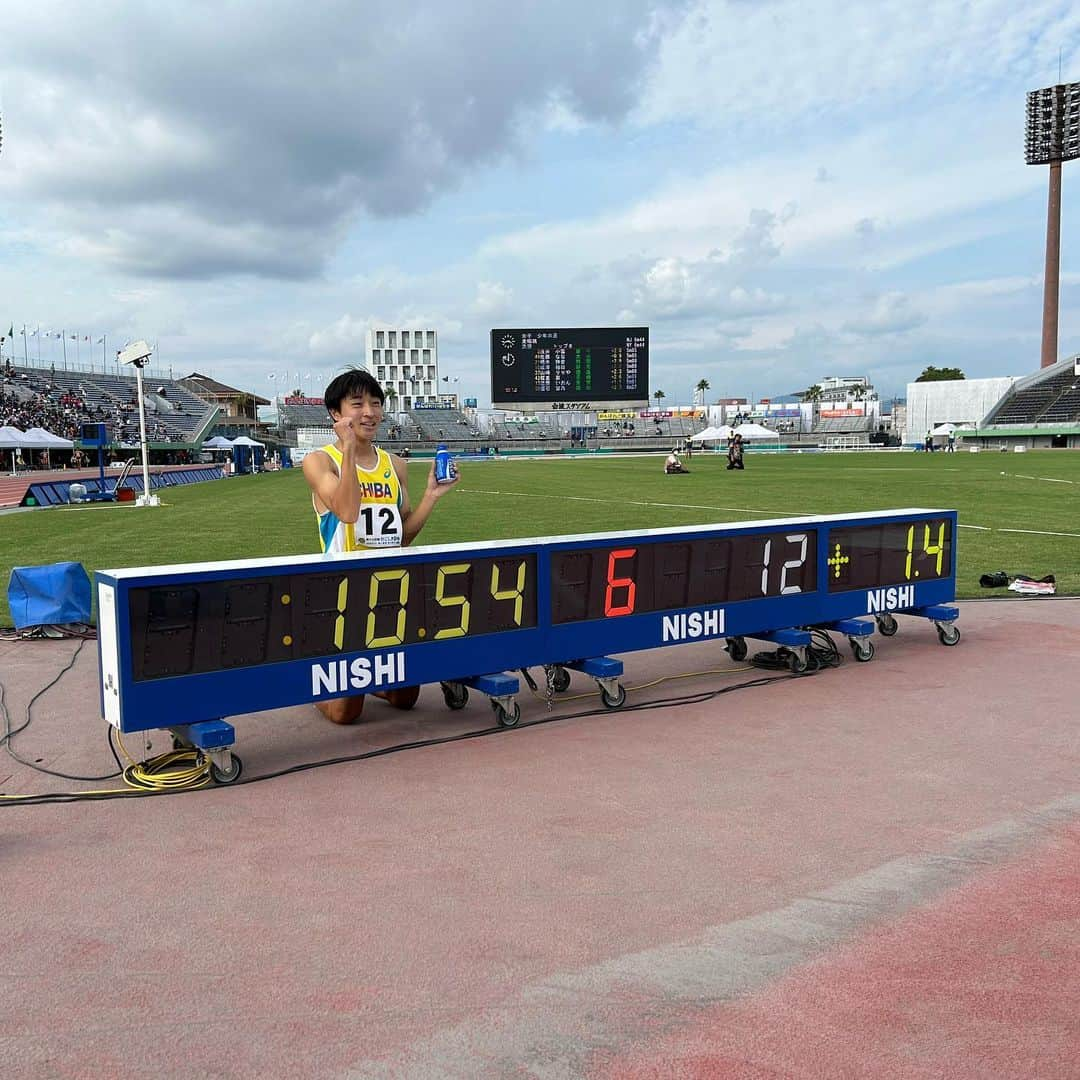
356, 503, 404, 548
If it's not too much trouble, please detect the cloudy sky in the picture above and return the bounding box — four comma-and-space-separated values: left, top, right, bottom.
1, 0, 1078, 406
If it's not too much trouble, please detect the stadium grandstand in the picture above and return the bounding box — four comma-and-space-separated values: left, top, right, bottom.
904, 354, 1080, 451
0, 358, 286, 465
275, 394, 716, 456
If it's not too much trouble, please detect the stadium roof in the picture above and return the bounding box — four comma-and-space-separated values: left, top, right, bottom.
1007, 353, 1079, 394
181, 371, 269, 405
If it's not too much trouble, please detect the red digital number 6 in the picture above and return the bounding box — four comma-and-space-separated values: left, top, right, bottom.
604, 548, 637, 617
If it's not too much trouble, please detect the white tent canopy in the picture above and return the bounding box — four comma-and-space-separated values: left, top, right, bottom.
0, 426, 28, 474
0, 425, 28, 449
202, 435, 235, 448
930, 424, 956, 436
734, 422, 780, 439
24, 427, 74, 448
689, 425, 733, 442
230, 435, 265, 447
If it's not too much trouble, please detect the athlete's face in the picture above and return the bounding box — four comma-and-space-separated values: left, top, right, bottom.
334, 392, 383, 439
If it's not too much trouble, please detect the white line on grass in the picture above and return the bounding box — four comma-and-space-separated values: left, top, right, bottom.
463, 488, 812, 516
464, 491, 1072, 537
999, 528, 1080, 538
1012, 473, 1077, 485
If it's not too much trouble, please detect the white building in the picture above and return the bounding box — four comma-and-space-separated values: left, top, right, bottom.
903, 377, 1018, 445
366, 324, 440, 409
818, 375, 871, 402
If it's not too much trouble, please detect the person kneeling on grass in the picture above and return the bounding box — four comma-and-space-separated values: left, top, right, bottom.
302, 368, 459, 725
664, 450, 689, 474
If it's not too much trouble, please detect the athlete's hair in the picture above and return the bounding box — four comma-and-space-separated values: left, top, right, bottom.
323, 368, 385, 416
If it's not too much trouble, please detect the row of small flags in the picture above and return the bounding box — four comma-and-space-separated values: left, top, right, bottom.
264, 372, 461, 383
2, 324, 105, 344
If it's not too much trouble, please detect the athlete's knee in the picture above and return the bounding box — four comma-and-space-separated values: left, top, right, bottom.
316, 696, 366, 725
378, 685, 420, 711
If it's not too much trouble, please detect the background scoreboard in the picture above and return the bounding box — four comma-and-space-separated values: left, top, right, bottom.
490, 327, 649, 407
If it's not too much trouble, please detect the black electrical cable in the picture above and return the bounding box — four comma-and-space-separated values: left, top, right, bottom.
1, 668, 807, 806
0, 640, 123, 782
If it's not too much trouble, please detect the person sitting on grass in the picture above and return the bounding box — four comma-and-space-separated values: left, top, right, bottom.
664, 450, 689, 474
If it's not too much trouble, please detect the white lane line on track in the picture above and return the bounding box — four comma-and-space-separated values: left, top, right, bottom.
344, 794, 1080, 1080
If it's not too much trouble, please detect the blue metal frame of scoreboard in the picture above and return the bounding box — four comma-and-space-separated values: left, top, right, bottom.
97, 508, 957, 735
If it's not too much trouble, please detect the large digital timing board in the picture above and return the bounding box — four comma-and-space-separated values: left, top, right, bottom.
97, 508, 956, 734
490, 327, 649, 407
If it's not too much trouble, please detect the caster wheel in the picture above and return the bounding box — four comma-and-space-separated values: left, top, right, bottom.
210, 755, 243, 785
493, 701, 521, 728
852, 640, 875, 663
600, 685, 627, 709
549, 666, 571, 693
171, 736, 189, 751
786, 650, 808, 674
441, 681, 469, 710
937, 624, 961, 646
876, 614, 899, 637
726, 637, 748, 662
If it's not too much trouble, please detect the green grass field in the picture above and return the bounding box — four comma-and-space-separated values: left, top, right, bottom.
2, 449, 1078, 625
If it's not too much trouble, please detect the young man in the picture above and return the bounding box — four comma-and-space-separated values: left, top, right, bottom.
303, 369, 459, 724
664, 450, 688, 474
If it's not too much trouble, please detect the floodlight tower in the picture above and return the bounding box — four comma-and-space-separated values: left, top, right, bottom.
117, 340, 160, 507
1026, 81, 1080, 368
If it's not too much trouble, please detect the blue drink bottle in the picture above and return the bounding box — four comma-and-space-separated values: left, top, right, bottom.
434, 444, 455, 484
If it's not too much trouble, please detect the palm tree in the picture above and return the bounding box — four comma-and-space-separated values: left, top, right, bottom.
653, 389, 666, 406
385, 386, 398, 409
695, 379, 710, 405
800, 384, 822, 404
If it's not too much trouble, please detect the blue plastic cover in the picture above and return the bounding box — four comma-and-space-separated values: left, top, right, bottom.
8, 562, 92, 629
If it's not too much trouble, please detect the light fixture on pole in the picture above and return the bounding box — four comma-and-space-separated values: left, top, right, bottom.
1026, 80, 1080, 368
117, 339, 160, 507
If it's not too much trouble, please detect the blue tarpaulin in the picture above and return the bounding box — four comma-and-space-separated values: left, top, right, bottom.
8, 563, 92, 629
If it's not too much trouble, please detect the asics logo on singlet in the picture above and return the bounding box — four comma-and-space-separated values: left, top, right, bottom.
358, 481, 393, 498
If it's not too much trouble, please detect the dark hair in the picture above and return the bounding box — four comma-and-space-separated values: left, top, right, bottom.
323, 368, 385, 416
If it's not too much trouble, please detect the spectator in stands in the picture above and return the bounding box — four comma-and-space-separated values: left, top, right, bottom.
726, 433, 745, 471
664, 450, 689, 474
302, 368, 458, 726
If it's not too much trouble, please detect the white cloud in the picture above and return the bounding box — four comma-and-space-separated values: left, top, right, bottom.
0, 0, 689, 280
307, 315, 366, 356
471, 281, 514, 317
841, 292, 927, 337
639, 0, 1080, 130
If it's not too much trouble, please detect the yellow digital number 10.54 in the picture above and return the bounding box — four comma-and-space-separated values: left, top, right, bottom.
905, 522, 946, 579
329, 559, 528, 652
